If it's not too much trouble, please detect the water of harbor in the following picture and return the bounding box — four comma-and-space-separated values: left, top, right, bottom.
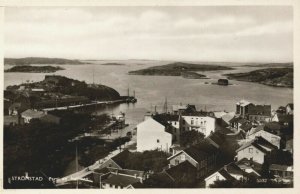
4, 60, 293, 126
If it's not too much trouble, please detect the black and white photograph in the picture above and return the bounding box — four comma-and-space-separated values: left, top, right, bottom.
1, 2, 297, 190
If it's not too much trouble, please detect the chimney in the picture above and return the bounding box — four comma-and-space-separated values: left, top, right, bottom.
224, 165, 227, 172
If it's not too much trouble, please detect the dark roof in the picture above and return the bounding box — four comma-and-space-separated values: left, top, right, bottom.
152, 114, 173, 127
236, 158, 262, 173
218, 169, 235, 181
156, 114, 179, 122
184, 147, 208, 163
111, 150, 131, 168
240, 122, 253, 132
286, 103, 293, 110
277, 114, 293, 123
207, 132, 225, 147
181, 111, 210, 117
248, 105, 271, 116
101, 173, 140, 187
183, 140, 219, 163
225, 163, 245, 175
165, 161, 197, 181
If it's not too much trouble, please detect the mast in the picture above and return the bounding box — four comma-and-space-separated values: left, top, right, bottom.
76, 143, 78, 189
163, 97, 168, 113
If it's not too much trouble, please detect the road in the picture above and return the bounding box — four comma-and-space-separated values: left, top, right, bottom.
55, 134, 137, 186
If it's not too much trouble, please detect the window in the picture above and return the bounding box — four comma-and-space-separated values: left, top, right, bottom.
174, 122, 177, 125
249, 148, 253, 153
191, 120, 194, 125
216, 175, 219, 180
157, 139, 160, 143
175, 159, 179, 165
181, 154, 186, 161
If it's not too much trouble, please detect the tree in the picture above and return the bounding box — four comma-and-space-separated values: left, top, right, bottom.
180, 130, 205, 147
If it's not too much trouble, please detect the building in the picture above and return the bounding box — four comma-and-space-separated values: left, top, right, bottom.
205, 162, 246, 188
229, 117, 250, 132
269, 164, 293, 183
136, 116, 172, 153
236, 136, 277, 164
235, 100, 271, 121
167, 140, 219, 178
21, 109, 47, 123
217, 79, 229, 86
160, 161, 197, 187
100, 170, 143, 189
246, 125, 281, 148
235, 100, 253, 118
286, 103, 293, 115
235, 158, 262, 176
172, 104, 196, 115
181, 112, 216, 137
8, 102, 29, 116
248, 105, 272, 122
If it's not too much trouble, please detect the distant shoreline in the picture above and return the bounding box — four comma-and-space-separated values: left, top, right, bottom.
224, 67, 293, 88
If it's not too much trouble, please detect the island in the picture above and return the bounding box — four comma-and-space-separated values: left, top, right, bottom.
5, 65, 65, 73
4, 57, 84, 65
243, 62, 293, 68
101, 63, 125, 66
128, 62, 234, 79
224, 67, 293, 88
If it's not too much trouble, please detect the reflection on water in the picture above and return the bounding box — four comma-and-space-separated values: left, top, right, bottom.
4, 61, 293, 125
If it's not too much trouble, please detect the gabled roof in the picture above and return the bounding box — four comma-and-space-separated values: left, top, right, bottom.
164, 161, 197, 182
224, 163, 245, 175
236, 136, 277, 153
247, 125, 264, 136
286, 103, 293, 110
107, 168, 144, 178
101, 173, 140, 187
207, 132, 225, 148
110, 150, 131, 169
152, 114, 172, 127
236, 158, 262, 173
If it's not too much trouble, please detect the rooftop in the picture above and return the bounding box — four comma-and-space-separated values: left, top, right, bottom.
101, 173, 140, 187
21, 109, 46, 119
236, 136, 277, 154
236, 100, 251, 107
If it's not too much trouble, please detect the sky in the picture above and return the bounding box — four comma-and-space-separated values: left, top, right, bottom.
4, 6, 293, 63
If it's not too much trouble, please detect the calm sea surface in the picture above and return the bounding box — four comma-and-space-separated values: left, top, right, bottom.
4, 60, 293, 126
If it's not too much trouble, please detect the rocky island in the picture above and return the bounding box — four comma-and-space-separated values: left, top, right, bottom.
224, 67, 293, 88
5, 65, 65, 73
128, 62, 233, 79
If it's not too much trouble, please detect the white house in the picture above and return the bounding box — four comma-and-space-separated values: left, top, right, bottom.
181, 114, 215, 137
205, 163, 245, 188
236, 137, 277, 164
136, 117, 172, 153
